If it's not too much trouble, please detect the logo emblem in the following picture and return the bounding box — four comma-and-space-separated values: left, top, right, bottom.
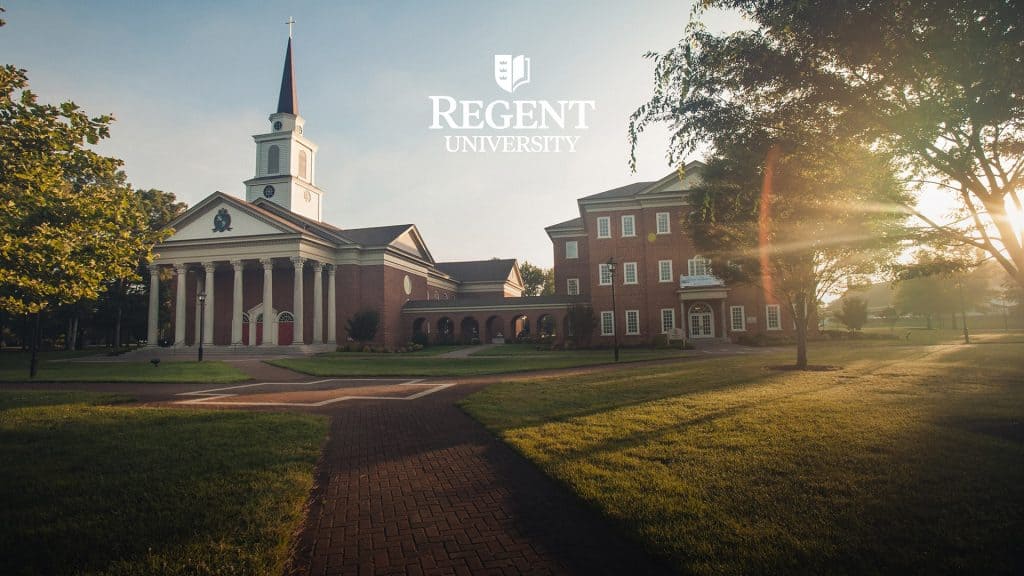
494, 54, 530, 94
212, 208, 233, 232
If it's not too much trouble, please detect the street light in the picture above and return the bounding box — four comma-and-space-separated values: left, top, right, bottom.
197, 292, 206, 362
607, 256, 619, 362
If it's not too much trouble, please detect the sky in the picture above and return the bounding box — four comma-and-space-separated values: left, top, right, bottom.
0, 0, 749, 269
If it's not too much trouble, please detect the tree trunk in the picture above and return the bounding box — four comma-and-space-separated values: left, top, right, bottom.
29, 312, 40, 379
793, 295, 809, 369
113, 279, 123, 351
68, 314, 79, 351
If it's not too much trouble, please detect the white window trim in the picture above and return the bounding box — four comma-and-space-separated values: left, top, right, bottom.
625, 309, 640, 335
656, 212, 671, 234
658, 260, 673, 283
660, 308, 676, 334
730, 305, 746, 332
567, 278, 580, 296
600, 311, 615, 336
623, 262, 638, 285
596, 217, 611, 239
621, 214, 636, 237
688, 256, 709, 277
598, 264, 611, 286
766, 304, 782, 331
565, 240, 578, 259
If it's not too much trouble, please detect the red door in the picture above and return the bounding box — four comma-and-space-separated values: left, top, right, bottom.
278, 320, 294, 345
242, 321, 250, 345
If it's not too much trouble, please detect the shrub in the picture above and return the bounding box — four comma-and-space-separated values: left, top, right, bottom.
346, 309, 380, 343
411, 331, 429, 347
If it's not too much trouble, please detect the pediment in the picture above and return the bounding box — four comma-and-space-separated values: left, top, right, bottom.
641, 161, 706, 195
391, 227, 434, 263
163, 193, 299, 242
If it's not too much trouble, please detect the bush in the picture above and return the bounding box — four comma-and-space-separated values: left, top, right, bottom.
411, 332, 429, 347
346, 309, 380, 343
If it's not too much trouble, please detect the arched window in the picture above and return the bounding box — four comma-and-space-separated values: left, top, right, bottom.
255, 313, 263, 323
277, 311, 295, 322
268, 145, 280, 174
298, 150, 308, 180
242, 312, 250, 323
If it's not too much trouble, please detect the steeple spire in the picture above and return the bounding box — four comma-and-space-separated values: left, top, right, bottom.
276, 36, 298, 115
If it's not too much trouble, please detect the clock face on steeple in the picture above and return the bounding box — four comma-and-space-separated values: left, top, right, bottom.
263, 185, 275, 198
273, 121, 283, 131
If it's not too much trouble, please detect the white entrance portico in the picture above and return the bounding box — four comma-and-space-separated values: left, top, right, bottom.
677, 274, 731, 342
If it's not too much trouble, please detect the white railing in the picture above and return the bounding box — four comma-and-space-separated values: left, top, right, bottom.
679, 274, 725, 288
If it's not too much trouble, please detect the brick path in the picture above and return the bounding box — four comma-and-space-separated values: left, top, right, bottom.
287, 382, 673, 576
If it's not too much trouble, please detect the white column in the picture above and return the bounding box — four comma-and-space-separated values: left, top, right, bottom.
261, 258, 276, 346
147, 264, 160, 346
194, 275, 203, 346
231, 260, 244, 346
312, 262, 323, 344
327, 265, 337, 343
291, 256, 305, 345
174, 264, 187, 347
202, 263, 215, 345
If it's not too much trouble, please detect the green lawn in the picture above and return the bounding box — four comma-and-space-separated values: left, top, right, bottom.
0, 351, 249, 383
461, 340, 1024, 574
272, 346, 694, 377
0, 390, 327, 575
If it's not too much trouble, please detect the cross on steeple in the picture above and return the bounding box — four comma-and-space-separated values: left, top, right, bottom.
286, 16, 295, 38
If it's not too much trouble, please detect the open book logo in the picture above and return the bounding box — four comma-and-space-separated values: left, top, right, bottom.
494, 55, 531, 94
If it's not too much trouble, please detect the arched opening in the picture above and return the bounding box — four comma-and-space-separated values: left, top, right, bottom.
511, 314, 530, 342
485, 315, 506, 344
437, 317, 454, 345
537, 314, 556, 337
460, 316, 480, 345
688, 303, 714, 339
277, 311, 295, 345
268, 145, 280, 174
412, 317, 428, 345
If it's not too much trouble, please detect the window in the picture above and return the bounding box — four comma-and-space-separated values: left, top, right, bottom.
601, 311, 614, 336
298, 149, 308, 180
658, 260, 673, 283
660, 308, 676, 334
623, 262, 638, 285
656, 212, 671, 234
277, 311, 295, 322
688, 256, 710, 276
267, 145, 280, 174
730, 306, 746, 332
621, 215, 636, 237
597, 217, 611, 238
565, 240, 578, 259
625, 310, 640, 335
599, 264, 612, 286
567, 278, 580, 295
766, 304, 781, 330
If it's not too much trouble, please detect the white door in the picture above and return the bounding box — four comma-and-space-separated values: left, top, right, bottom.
688, 303, 714, 338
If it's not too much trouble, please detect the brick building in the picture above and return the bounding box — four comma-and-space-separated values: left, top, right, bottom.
147, 38, 529, 351
545, 165, 797, 345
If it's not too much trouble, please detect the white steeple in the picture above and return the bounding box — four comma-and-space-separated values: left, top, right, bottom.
244, 30, 323, 221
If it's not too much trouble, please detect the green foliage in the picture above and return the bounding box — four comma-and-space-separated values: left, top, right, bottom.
0, 65, 166, 315
0, 390, 326, 575
629, 0, 1024, 288
566, 303, 596, 346
345, 308, 380, 343
834, 297, 869, 331
519, 261, 554, 296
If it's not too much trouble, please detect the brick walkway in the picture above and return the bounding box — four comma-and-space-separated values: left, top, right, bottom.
287, 382, 673, 576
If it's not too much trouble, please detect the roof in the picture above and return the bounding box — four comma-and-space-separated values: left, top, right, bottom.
578, 181, 655, 202
277, 38, 298, 114
403, 294, 587, 310
338, 224, 414, 247
435, 259, 517, 283
544, 216, 583, 232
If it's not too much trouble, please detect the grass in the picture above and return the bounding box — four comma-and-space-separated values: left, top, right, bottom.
461, 339, 1024, 575
271, 346, 694, 377
0, 390, 327, 575
0, 350, 249, 383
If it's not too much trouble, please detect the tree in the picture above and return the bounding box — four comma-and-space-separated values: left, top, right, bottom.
519, 261, 554, 296
629, 0, 1024, 290
834, 297, 869, 332
565, 304, 596, 347
684, 132, 907, 367
346, 309, 380, 343
878, 306, 899, 334
0, 53, 162, 375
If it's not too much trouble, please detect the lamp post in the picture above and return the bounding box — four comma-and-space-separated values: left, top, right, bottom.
607, 257, 619, 362
197, 292, 206, 362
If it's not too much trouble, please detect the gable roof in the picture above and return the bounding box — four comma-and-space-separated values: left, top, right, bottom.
544, 216, 584, 232
436, 259, 517, 284
164, 191, 309, 238
339, 224, 413, 247
579, 181, 655, 202
578, 161, 707, 203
